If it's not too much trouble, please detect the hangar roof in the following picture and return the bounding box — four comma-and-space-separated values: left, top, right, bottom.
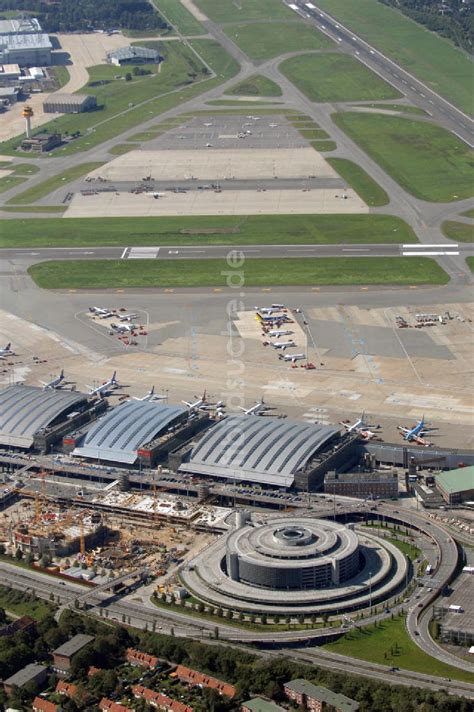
180, 416, 340, 487
0, 385, 87, 448
73, 401, 186, 464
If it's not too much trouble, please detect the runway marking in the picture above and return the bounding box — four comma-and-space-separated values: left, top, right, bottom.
409, 285, 418, 289
402, 251, 460, 256
402, 244, 458, 248
342, 248, 369, 251
311, 287, 320, 291
121, 248, 129, 259
213, 288, 222, 292
68, 289, 77, 293
261, 287, 272, 292
164, 289, 174, 293
126, 247, 160, 259
360, 287, 368, 290
116, 289, 124, 293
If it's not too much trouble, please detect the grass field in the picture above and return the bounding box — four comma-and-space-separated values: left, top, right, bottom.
352, 103, 427, 116
323, 615, 472, 682
7, 162, 104, 205
385, 537, 420, 561
314, 0, 473, 115
49, 65, 70, 88
442, 220, 474, 243
109, 143, 136, 155
280, 53, 401, 102
467, 257, 474, 272
151, 0, 205, 35
0, 41, 239, 156
206, 99, 282, 106
28, 257, 447, 289
224, 21, 333, 60
194, 0, 294, 22
327, 158, 389, 207
0, 162, 39, 193
311, 141, 337, 152
2, 206, 66, 213
0, 583, 55, 622
227, 74, 282, 97
333, 112, 474, 202
461, 209, 474, 219
0, 214, 417, 249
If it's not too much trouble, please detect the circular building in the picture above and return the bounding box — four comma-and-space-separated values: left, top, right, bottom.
182, 514, 409, 616
226, 518, 359, 590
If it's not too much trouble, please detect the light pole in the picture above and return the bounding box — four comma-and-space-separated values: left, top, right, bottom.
369, 570, 372, 613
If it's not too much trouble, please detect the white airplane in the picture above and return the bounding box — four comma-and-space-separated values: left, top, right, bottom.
89, 307, 113, 317
340, 412, 377, 440
110, 322, 137, 334
270, 340, 297, 350
87, 371, 120, 398
238, 398, 270, 416
118, 313, 139, 322
41, 370, 65, 390
133, 386, 167, 402
257, 307, 283, 315
268, 329, 293, 337
205, 143, 213, 148
269, 123, 278, 128
0, 342, 13, 359
182, 390, 223, 412
279, 353, 306, 363
203, 122, 213, 127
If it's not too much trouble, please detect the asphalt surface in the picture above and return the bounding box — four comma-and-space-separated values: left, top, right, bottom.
3, 242, 472, 262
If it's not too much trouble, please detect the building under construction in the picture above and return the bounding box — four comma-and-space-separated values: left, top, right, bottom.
11, 509, 110, 558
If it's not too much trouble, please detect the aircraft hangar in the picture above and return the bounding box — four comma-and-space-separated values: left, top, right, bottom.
179, 415, 354, 489
0, 384, 91, 450
72, 400, 189, 465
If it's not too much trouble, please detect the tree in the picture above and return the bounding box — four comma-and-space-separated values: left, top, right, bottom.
125, 72, 132, 81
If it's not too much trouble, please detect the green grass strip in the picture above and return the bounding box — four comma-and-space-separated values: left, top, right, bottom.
2, 206, 66, 213
151, 0, 205, 34
28, 257, 447, 289
461, 208, 474, 219
223, 21, 333, 61
333, 112, 473, 202
109, 143, 137, 155
442, 220, 473, 243
351, 103, 427, 116
0, 214, 417, 249
327, 158, 389, 207
311, 141, 337, 152
467, 257, 474, 272
280, 53, 401, 102
227, 74, 282, 97
7, 162, 104, 205
323, 614, 472, 683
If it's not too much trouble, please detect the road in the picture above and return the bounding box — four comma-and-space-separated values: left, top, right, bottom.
291, 1, 473, 146
2, 242, 472, 263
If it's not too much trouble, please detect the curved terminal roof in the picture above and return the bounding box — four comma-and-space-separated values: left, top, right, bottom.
73, 401, 186, 464
0, 385, 87, 448
181, 416, 340, 487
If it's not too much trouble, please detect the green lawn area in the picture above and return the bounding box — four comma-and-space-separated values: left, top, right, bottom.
385, 536, 420, 561
127, 131, 161, 141
461, 208, 474, 219
0, 214, 417, 249
206, 99, 282, 106
109, 143, 136, 155
0, 40, 239, 156
0, 583, 56, 622
352, 103, 427, 116
227, 74, 282, 97
280, 53, 401, 102
442, 220, 474, 243
333, 112, 474, 202
0, 162, 40, 193
313, 0, 473, 115
49, 65, 70, 88
28, 257, 447, 289
151, 0, 205, 34
323, 615, 472, 682
327, 158, 389, 207
311, 141, 337, 152
299, 129, 330, 139
194, 0, 294, 22
7, 162, 104, 205
467, 257, 474, 272
224, 21, 333, 60
2, 206, 66, 213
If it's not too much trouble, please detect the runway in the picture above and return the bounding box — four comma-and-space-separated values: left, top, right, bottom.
292, 2, 473, 146
3, 242, 470, 263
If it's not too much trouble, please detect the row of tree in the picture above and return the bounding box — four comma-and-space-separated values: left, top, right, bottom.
0, 0, 171, 33
379, 0, 473, 52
